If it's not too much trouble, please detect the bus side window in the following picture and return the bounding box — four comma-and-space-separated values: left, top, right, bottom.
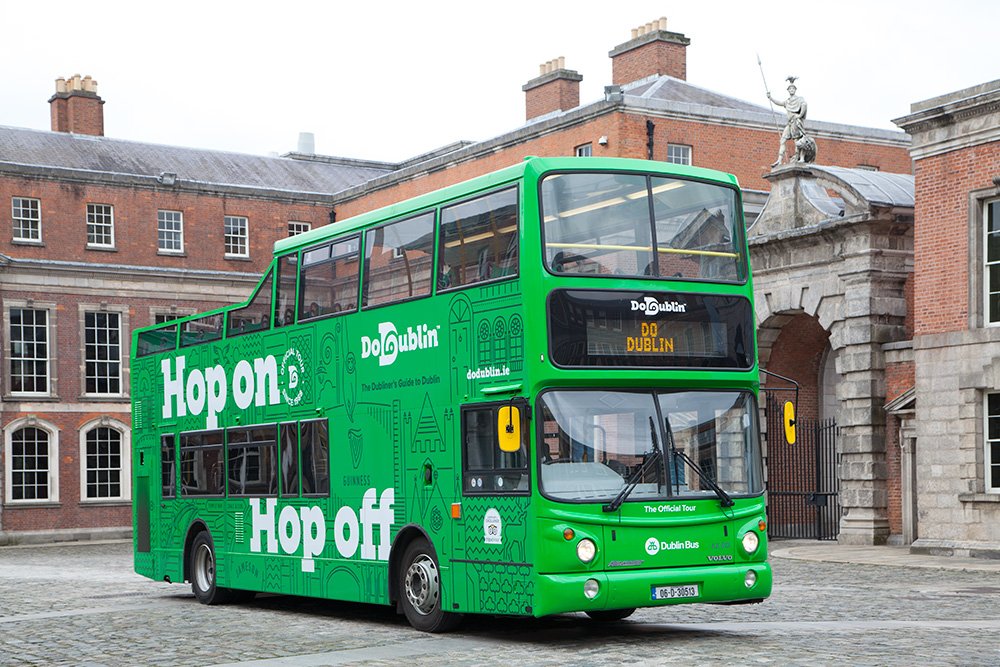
439, 187, 519, 290
228, 271, 273, 337
300, 238, 359, 320
363, 212, 434, 308
227, 425, 278, 497
274, 255, 298, 327
461, 403, 528, 495
301, 419, 330, 496
279, 422, 299, 497
179, 430, 225, 497
161, 434, 176, 499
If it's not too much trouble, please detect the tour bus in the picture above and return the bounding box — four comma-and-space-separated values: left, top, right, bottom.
131, 156, 773, 632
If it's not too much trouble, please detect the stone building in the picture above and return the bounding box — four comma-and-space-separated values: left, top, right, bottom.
749, 164, 914, 545
893, 80, 1000, 556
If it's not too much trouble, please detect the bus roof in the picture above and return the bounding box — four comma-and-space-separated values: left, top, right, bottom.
272, 156, 740, 257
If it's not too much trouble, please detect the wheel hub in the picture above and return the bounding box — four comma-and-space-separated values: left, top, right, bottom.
404, 554, 439, 616
194, 543, 215, 591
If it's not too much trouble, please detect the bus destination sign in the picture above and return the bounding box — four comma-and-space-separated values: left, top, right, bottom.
548, 289, 752, 369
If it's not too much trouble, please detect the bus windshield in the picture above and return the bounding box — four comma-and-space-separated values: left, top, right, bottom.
541, 172, 744, 282
538, 389, 762, 503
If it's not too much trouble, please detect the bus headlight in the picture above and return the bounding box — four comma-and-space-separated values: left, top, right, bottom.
584, 578, 600, 599
577, 538, 597, 563
741, 531, 759, 554
745, 570, 758, 588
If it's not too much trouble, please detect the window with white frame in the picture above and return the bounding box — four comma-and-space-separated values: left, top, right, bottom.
87, 203, 115, 248
84, 311, 122, 395
288, 221, 311, 237
158, 210, 184, 253
666, 144, 692, 166
6, 423, 58, 503
987, 393, 1000, 492
12, 197, 41, 242
9, 307, 49, 395
83, 425, 126, 500
225, 215, 249, 257
575, 143, 593, 157
986, 200, 1000, 324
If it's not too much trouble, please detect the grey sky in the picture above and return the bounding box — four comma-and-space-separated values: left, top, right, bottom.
2, 0, 996, 162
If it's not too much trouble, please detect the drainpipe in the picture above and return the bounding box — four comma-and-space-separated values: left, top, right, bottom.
646, 120, 655, 160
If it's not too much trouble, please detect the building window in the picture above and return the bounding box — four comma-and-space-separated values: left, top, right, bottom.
986, 201, 1000, 324
288, 221, 311, 237
6, 423, 58, 503
84, 311, 121, 395
158, 210, 184, 253
666, 144, 692, 166
987, 393, 1000, 492
575, 143, 593, 157
225, 216, 249, 257
9, 308, 49, 395
12, 197, 41, 242
87, 203, 115, 248
83, 426, 124, 500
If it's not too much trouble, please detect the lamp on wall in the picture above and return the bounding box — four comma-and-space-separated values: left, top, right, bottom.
598, 136, 609, 146
158, 171, 177, 186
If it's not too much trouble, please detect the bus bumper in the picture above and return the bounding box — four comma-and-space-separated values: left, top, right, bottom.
532, 562, 772, 617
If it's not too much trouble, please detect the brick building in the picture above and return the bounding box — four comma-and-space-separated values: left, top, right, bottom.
0, 76, 396, 542
0, 18, 916, 543
892, 80, 1000, 556
332, 19, 911, 224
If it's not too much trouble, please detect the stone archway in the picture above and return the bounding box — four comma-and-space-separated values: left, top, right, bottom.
749, 164, 914, 545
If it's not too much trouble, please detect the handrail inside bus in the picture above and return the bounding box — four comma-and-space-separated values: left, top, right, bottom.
546, 242, 739, 259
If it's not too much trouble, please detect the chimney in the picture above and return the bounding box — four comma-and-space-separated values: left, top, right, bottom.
297, 132, 315, 154
609, 17, 690, 85
49, 74, 105, 136
522, 57, 583, 121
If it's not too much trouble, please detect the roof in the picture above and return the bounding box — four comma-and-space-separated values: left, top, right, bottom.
619, 75, 908, 145
624, 75, 769, 114
0, 125, 395, 196
808, 165, 915, 209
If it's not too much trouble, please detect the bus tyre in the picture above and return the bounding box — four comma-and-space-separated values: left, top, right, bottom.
190, 531, 233, 605
399, 540, 462, 633
585, 607, 636, 622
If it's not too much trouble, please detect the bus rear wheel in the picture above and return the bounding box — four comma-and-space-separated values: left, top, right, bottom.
585, 607, 636, 622
190, 530, 233, 605
399, 539, 462, 632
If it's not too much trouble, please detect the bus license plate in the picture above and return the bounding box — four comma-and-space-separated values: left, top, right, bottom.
651, 584, 699, 600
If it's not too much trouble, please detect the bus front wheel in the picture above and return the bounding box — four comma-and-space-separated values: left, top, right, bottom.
190, 531, 233, 605
399, 539, 462, 632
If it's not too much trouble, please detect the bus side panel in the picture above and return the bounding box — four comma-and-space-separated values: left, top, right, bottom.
438, 286, 535, 616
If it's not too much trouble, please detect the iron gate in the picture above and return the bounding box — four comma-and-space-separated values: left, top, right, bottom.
765, 395, 841, 540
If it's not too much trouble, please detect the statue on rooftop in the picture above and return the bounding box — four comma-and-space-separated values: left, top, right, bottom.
768, 76, 815, 166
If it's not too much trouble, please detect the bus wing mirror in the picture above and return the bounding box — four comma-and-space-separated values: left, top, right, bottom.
498, 406, 521, 452
783, 401, 797, 445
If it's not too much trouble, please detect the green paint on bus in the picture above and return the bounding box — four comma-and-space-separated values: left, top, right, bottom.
131, 156, 770, 632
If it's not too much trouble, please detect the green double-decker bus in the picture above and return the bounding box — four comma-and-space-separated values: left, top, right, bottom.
131, 156, 771, 632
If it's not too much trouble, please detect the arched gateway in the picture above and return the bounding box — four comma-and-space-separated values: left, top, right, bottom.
749, 164, 914, 545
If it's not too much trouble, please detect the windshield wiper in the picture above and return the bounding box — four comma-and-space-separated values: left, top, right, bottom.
664, 415, 735, 508
603, 417, 662, 513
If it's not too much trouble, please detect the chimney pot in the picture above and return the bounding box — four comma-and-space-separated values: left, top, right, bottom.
49, 72, 105, 136
610, 18, 690, 84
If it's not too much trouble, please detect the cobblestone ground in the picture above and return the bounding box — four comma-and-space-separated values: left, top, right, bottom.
1, 541, 999, 666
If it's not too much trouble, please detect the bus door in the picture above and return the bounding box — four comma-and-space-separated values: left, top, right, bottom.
450, 400, 534, 616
